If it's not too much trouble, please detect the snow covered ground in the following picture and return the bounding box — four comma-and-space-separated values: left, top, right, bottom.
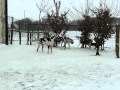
0, 32, 120, 90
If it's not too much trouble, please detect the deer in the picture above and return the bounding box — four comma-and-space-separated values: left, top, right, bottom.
58, 30, 74, 49
36, 32, 57, 54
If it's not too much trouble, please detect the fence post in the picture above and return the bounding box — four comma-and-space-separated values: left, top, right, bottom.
18, 20, 21, 45
10, 17, 14, 44
116, 25, 119, 58
19, 31, 21, 45
27, 29, 29, 45
30, 32, 32, 45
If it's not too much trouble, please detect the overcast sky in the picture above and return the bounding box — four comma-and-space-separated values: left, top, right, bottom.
8, 0, 120, 21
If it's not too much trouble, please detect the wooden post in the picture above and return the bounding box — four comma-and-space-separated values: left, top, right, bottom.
37, 26, 39, 40
19, 31, 21, 45
27, 30, 29, 45
32, 30, 33, 41
30, 32, 32, 45
18, 21, 21, 45
10, 17, 14, 44
116, 25, 119, 58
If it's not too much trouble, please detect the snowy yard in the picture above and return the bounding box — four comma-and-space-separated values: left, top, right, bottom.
0, 33, 120, 90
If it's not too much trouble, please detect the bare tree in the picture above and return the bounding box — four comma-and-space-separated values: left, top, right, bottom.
47, 0, 69, 33
36, 0, 52, 39
47, 0, 69, 46
36, 0, 51, 22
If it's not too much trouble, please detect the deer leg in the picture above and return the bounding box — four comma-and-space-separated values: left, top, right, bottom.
68, 43, 70, 49
61, 42, 63, 49
37, 43, 40, 52
48, 45, 50, 54
42, 44, 44, 51
94, 46, 96, 50
89, 44, 91, 49
96, 47, 100, 55
64, 42, 66, 50
94, 44, 97, 50
102, 44, 104, 50
51, 46, 52, 53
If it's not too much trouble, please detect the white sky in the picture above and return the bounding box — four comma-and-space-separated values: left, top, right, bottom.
8, 0, 120, 21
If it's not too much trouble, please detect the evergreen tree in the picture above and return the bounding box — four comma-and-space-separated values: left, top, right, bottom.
93, 3, 114, 51
77, 12, 94, 48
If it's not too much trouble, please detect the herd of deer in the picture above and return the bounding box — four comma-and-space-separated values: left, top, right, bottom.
36, 30, 104, 54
